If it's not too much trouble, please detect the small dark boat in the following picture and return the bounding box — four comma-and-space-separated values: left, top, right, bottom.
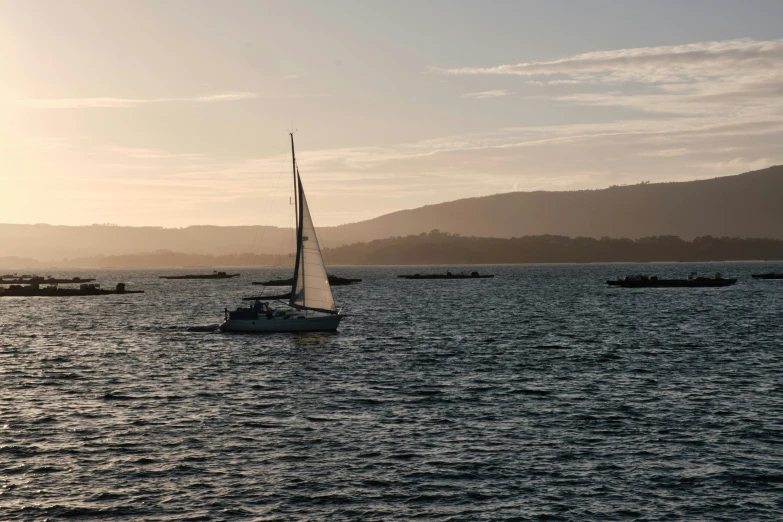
160, 271, 240, 280
751, 273, 783, 279
398, 271, 494, 280
253, 275, 361, 286
0, 283, 143, 297
607, 273, 736, 288
242, 292, 292, 301
0, 276, 96, 284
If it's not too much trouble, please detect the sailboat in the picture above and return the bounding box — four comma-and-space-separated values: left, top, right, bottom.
219, 133, 344, 332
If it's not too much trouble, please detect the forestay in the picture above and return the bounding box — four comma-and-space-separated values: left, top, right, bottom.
290, 175, 337, 314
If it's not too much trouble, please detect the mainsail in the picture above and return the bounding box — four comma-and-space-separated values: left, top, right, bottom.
289, 172, 337, 314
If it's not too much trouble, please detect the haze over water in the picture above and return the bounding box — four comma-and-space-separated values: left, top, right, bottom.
2, 263, 782, 520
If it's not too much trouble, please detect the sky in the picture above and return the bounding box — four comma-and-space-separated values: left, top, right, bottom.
2, 0, 783, 228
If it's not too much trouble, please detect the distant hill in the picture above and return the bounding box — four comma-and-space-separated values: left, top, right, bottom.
321, 231, 783, 265
0, 230, 783, 266
319, 165, 783, 245
2, 233, 783, 268
2, 166, 782, 261
0, 224, 294, 261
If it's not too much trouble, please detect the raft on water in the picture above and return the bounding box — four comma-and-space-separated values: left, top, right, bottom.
253, 275, 361, 286
0, 283, 143, 297
398, 271, 494, 280
751, 273, 783, 279
607, 273, 737, 288
160, 271, 240, 280
242, 292, 292, 301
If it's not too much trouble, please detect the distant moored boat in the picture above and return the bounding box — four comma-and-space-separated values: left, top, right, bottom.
253, 274, 361, 286
0, 282, 143, 297
398, 271, 494, 280
160, 271, 239, 280
607, 272, 736, 288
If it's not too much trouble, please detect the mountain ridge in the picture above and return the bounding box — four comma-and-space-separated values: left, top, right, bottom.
317, 165, 783, 245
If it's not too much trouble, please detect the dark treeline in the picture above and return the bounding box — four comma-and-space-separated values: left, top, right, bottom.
3, 231, 783, 268
322, 231, 783, 265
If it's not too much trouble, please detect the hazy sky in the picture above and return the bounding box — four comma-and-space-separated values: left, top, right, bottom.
2, 0, 783, 227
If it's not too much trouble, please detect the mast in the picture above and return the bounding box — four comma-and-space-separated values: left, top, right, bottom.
296, 166, 304, 306
289, 133, 304, 300
290, 133, 298, 230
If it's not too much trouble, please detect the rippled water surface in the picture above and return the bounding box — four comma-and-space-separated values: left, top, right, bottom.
1, 263, 782, 520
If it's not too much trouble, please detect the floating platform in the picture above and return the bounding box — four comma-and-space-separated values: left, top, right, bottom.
607, 275, 736, 288
0, 283, 143, 297
253, 275, 361, 286
398, 271, 494, 280
160, 271, 240, 280
242, 293, 292, 301
0, 276, 96, 284
751, 273, 783, 279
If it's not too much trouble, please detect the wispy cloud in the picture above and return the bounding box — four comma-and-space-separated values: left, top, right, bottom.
21, 91, 259, 109
463, 89, 514, 99
640, 148, 689, 157
435, 38, 783, 119
283, 74, 299, 79
436, 39, 783, 82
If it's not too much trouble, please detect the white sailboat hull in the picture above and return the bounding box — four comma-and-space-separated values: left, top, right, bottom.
219, 313, 342, 332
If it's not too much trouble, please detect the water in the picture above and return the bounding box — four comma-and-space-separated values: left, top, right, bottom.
1, 263, 782, 520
